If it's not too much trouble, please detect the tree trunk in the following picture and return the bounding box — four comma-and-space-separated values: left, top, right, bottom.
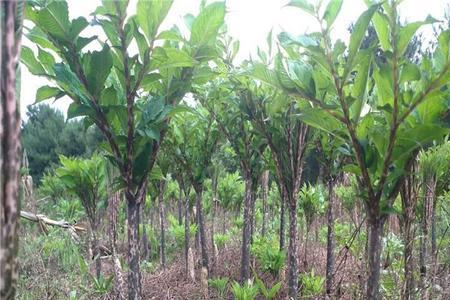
287, 196, 299, 298
241, 175, 253, 283
261, 170, 269, 237
1, 2, 23, 298
158, 182, 166, 270
400, 166, 418, 300
279, 188, 286, 251
126, 194, 141, 300
108, 192, 125, 300
326, 177, 335, 296
184, 187, 194, 280
420, 176, 436, 299
366, 212, 384, 300
178, 188, 183, 226
91, 223, 101, 280
195, 187, 209, 272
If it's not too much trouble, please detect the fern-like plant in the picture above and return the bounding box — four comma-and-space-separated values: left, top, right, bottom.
231, 281, 259, 300
255, 276, 281, 300
208, 277, 229, 299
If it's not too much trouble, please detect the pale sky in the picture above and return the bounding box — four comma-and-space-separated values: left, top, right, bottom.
20, 0, 450, 120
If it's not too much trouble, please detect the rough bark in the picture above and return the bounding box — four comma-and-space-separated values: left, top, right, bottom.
240, 175, 253, 282
279, 187, 286, 251
366, 212, 384, 300
126, 194, 141, 300
1, 2, 23, 297
195, 187, 209, 272
287, 196, 299, 298
158, 181, 167, 270
178, 188, 183, 226
261, 170, 269, 237
400, 164, 418, 300
184, 187, 194, 280
326, 177, 335, 296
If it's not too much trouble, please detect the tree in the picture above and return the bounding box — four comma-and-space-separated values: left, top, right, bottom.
170, 107, 220, 278
21, 1, 225, 298
250, 1, 450, 297
1, 1, 24, 298
55, 154, 106, 279
21, 104, 102, 182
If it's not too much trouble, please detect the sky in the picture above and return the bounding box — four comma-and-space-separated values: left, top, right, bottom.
20, 0, 450, 120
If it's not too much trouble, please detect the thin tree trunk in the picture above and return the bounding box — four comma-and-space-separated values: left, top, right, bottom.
184, 187, 194, 280
250, 185, 256, 245
279, 188, 286, 251
1, 1, 23, 298
126, 194, 141, 300
195, 187, 209, 272
109, 192, 125, 300
326, 177, 335, 296
366, 212, 384, 300
261, 170, 269, 237
241, 175, 253, 282
178, 188, 183, 226
158, 181, 166, 270
287, 196, 299, 298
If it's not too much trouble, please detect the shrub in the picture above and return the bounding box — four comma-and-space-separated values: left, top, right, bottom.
251, 236, 285, 276
214, 233, 230, 248
254, 275, 281, 300
299, 269, 324, 297
208, 277, 229, 299
231, 281, 259, 300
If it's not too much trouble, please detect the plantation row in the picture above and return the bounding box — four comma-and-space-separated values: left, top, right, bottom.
2, 0, 450, 299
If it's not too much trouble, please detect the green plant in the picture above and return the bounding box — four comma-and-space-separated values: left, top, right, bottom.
251, 237, 285, 276
167, 214, 197, 249
231, 281, 259, 300
208, 277, 229, 299
299, 269, 325, 297
78, 255, 113, 295
214, 233, 230, 248
255, 276, 281, 300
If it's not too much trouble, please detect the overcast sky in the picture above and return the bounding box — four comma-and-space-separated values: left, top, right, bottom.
20, 0, 450, 120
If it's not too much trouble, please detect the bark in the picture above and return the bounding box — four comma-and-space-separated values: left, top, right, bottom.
195, 187, 209, 272
158, 182, 166, 270
400, 165, 418, 300
108, 192, 125, 300
366, 212, 384, 300
420, 176, 436, 299
326, 177, 335, 296
261, 170, 269, 237
279, 188, 286, 251
240, 175, 253, 282
178, 188, 183, 226
1, 1, 23, 298
184, 187, 193, 280
126, 194, 141, 300
287, 196, 299, 298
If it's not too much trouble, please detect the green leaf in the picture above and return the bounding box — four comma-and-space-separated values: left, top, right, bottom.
372, 12, 390, 51
36, 1, 70, 42
69, 17, 88, 41
323, 0, 343, 28
136, 0, 173, 43
82, 45, 113, 97
35, 86, 64, 103
350, 53, 371, 121
373, 63, 393, 106
153, 48, 196, 69
21, 46, 46, 75
190, 2, 225, 47
346, 4, 379, 77
286, 0, 315, 16
399, 63, 420, 83
398, 16, 437, 56
37, 47, 55, 70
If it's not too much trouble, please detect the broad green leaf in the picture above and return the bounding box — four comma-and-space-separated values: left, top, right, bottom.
21, 46, 46, 75
153, 48, 196, 69
67, 102, 94, 119
37, 47, 55, 70
26, 27, 58, 51
248, 63, 284, 91
398, 16, 437, 56
54, 63, 89, 104
350, 53, 371, 121
136, 0, 173, 43
346, 4, 379, 78
287, 60, 315, 97
286, 0, 315, 16
399, 63, 420, 83
372, 12, 390, 51
323, 0, 343, 28
82, 45, 113, 97
373, 63, 393, 106
36, 1, 70, 42
299, 107, 343, 139
190, 2, 225, 47
35, 86, 64, 103
69, 17, 88, 41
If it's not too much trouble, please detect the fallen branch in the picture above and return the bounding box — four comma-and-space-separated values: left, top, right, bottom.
20, 210, 86, 241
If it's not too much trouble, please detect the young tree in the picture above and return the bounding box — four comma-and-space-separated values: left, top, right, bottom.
1, 1, 24, 298
251, 1, 450, 297
21, 1, 225, 298
56, 154, 106, 279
